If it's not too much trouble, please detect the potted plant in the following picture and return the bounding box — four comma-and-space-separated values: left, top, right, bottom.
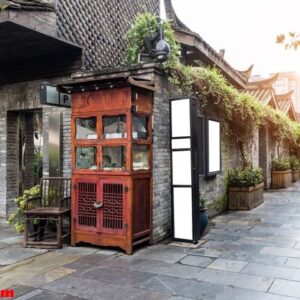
199, 195, 208, 236
228, 166, 264, 210
271, 157, 292, 188
8, 185, 40, 233
289, 156, 300, 182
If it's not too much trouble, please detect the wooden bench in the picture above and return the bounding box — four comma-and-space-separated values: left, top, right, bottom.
24, 177, 71, 249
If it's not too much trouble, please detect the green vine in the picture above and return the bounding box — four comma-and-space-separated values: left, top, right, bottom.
124, 13, 180, 68
168, 64, 300, 165
125, 13, 300, 166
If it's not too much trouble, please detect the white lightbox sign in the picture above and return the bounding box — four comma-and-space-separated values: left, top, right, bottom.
171, 99, 191, 137
170, 97, 199, 243
207, 119, 221, 175
172, 150, 192, 185
173, 187, 193, 240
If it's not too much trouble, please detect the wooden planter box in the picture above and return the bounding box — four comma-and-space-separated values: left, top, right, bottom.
272, 170, 292, 189
228, 182, 264, 210
292, 170, 300, 183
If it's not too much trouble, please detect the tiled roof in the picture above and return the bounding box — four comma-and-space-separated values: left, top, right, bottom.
236, 65, 254, 82
164, 0, 247, 88
247, 73, 279, 89
276, 91, 297, 120
0, 0, 54, 11
244, 88, 278, 108
56, 0, 159, 70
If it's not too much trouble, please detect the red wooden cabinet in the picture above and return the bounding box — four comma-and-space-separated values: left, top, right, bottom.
71, 85, 153, 254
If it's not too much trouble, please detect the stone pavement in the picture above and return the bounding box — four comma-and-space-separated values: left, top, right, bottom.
2, 183, 300, 299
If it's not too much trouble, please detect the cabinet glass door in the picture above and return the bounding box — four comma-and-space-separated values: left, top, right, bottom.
76, 117, 97, 140
76, 147, 97, 170
103, 115, 126, 139
102, 146, 126, 170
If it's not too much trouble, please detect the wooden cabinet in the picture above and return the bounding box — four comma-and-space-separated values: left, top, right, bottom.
71, 85, 153, 254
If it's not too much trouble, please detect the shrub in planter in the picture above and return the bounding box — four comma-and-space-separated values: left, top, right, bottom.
228, 166, 264, 210
272, 158, 291, 171
271, 158, 292, 188
290, 156, 300, 182
8, 185, 40, 233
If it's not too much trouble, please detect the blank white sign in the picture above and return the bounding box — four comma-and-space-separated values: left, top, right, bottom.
171, 138, 191, 149
173, 187, 193, 240
171, 99, 191, 138
172, 151, 192, 185
208, 120, 221, 173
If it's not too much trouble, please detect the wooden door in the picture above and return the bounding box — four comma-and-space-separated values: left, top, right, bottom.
74, 178, 99, 232
98, 179, 126, 235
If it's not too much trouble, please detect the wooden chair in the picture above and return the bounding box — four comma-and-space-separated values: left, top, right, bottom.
24, 177, 71, 249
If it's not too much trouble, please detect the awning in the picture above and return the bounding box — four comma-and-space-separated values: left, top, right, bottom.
0, 20, 82, 84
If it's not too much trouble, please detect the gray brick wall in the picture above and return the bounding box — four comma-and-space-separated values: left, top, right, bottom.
152, 75, 172, 243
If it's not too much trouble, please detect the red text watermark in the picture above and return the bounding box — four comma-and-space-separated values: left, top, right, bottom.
0, 290, 14, 298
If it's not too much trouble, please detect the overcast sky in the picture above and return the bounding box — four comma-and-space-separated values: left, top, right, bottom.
171, 0, 300, 76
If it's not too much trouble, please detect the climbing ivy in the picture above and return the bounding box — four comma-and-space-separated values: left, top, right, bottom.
125, 13, 300, 166
168, 64, 300, 165
124, 13, 180, 68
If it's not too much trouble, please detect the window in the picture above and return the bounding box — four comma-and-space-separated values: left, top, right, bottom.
76, 117, 97, 140
133, 145, 149, 170
133, 115, 149, 139
76, 147, 97, 170
102, 146, 126, 170
103, 115, 126, 139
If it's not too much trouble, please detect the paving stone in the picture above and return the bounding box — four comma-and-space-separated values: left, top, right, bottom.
0, 252, 79, 289
269, 279, 300, 298
0, 247, 47, 266
189, 247, 224, 258
203, 240, 264, 253
133, 244, 188, 263
260, 246, 300, 258
220, 250, 287, 266
136, 274, 226, 299
96, 249, 119, 256
204, 233, 241, 242
76, 265, 154, 285
196, 269, 273, 292
15, 289, 85, 300
241, 263, 300, 281
294, 242, 300, 250
62, 253, 108, 271
215, 285, 300, 300
7, 285, 35, 298
43, 275, 171, 300
53, 246, 99, 256
0, 235, 24, 245
167, 297, 194, 300
129, 259, 202, 279
179, 255, 213, 267
284, 257, 300, 269
23, 267, 75, 288
207, 259, 248, 272
238, 236, 296, 248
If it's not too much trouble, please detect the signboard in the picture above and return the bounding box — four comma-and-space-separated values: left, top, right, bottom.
205, 118, 221, 177
40, 83, 71, 107
170, 97, 200, 243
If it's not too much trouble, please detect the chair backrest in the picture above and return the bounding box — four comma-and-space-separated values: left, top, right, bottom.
40, 177, 71, 207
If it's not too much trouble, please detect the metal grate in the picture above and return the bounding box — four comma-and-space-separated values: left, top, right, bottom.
78, 182, 97, 227
102, 183, 123, 230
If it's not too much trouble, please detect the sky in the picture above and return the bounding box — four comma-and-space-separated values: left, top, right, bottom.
170, 0, 300, 76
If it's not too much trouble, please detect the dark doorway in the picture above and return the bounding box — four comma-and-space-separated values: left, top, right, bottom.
7, 110, 43, 200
